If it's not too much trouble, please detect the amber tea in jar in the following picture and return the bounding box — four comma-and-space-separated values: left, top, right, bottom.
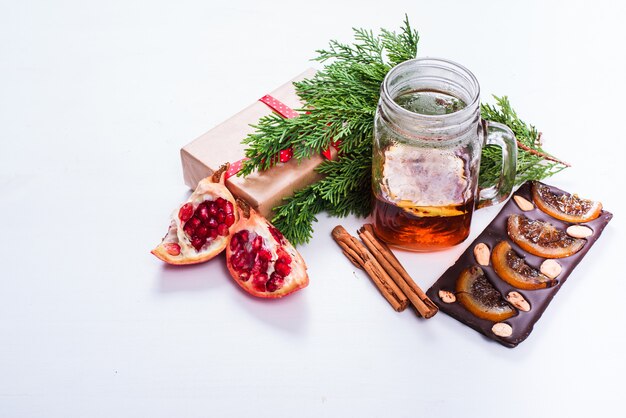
372, 58, 518, 251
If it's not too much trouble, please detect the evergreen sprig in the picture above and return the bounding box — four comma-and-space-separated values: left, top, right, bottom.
240, 17, 567, 245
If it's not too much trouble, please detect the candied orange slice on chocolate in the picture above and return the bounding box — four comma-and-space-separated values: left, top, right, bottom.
508, 214, 585, 258
531, 182, 602, 223
492, 241, 558, 290
456, 266, 516, 322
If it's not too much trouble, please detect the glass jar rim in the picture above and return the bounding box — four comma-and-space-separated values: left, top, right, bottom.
381, 57, 481, 122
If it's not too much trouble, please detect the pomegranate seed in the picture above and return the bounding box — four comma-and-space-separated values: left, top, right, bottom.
209, 228, 218, 239
195, 226, 208, 239
266, 273, 284, 292
239, 271, 250, 282
216, 212, 225, 223
233, 251, 251, 271
252, 273, 268, 292
239, 230, 249, 243
183, 223, 195, 238
256, 258, 269, 273
274, 261, 291, 277
268, 226, 284, 243
277, 254, 292, 265
257, 248, 272, 262
164, 243, 181, 256
231, 252, 244, 270
230, 235, 240, 251
217, 223, 229, 236
276, 247, 292, 264
224, 201, 234, 214
216, 197, 227, 210
208, 218, 218, 229
191, 237, 204, 251
225, 213, 235, 227
197, 205, 209, 221
178, 203, 194, 222
189, 217, 201, 229
252, 235, 263, 251
208, 201, 218, 216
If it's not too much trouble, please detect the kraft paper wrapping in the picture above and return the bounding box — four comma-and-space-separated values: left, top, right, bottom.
181, 68, 324, 219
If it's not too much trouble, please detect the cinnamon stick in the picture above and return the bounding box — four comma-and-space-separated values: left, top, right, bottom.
332, 226, 409, 312
359, 224, 439, 319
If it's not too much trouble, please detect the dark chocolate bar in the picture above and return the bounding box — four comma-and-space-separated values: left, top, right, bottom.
426, 182, 613, 348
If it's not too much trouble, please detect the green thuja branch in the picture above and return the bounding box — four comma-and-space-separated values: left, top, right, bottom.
240, 17, 566, 245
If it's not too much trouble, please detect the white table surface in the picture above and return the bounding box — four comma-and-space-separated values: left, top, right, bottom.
2, 1, 625, 416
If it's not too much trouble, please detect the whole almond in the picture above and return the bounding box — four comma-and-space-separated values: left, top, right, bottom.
513, 195, 534, 211
540, 259, 562, 279
473, 243, 490, 266
438, 290, 456, 304
492, 322, 513, 337
566, 225, 593, 238
506, 291, 531, 312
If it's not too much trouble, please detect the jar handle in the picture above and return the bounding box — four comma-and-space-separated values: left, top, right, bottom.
477, 120, 517, 208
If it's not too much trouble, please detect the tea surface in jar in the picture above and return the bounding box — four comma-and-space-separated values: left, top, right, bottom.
394, 90, 467, 115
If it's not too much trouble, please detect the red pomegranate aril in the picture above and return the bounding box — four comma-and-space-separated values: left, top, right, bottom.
268, 226, 284, 243
231, 252, 245, 270
216, 197, 227, 210
189, 217, 201, 229
253, 257, 269, 274
216, 212, 226, 223
224, 201, 234, 214
164, 243, 181, 256
217, 223, 229, 236
191, 237, 204, 251
230, 235, 241, 251
239, 271, 250, 282
257, 248, 272, 262
208, 218, 218, 229
252, 235, 263, 251
209, 228, 218, 239
195, 226, 208, 239
266, 273, 284, 293
239, 230, 249, 243
208, 202, 218, 216
252, 273, 269, 292
225, 213, 235, 227
178, 203, 194, 222
197, 205, 209, 221
274, 261, 291, 277
183, 223, 195, 237
277, 250, 292, 265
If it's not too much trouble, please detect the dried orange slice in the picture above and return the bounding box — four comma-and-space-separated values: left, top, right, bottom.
456, 266, 516, 322
531, 182, 602, 223
492, 241, 558, 290
507, 214, 585, 258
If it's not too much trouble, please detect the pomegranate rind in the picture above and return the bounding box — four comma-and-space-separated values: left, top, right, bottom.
531, 182, 602, 223
226, 206, 309, 299
491, 241, 558, 290
152, 169, 238, 265
456, 266, 516, 322
507, 214, 585, 259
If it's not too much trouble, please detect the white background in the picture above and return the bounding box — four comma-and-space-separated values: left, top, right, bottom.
1, 1, 625, 417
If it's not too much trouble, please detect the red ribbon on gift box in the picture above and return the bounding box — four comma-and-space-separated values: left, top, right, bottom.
225, 95, 338, 180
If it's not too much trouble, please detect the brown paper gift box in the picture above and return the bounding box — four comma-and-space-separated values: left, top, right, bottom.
181, 68, 324, 219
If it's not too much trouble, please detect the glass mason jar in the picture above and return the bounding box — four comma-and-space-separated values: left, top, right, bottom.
372, 58, 517, 251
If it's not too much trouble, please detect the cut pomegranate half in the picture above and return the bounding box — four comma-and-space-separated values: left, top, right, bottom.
225, 201, 308, 298
152, 165, 239, 265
